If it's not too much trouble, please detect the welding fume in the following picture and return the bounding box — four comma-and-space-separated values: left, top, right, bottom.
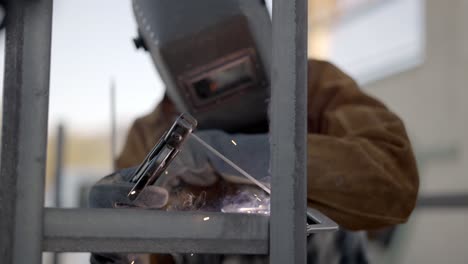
88, 0, 419, 263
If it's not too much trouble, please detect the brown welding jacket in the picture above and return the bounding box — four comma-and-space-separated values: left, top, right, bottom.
116, 59, 419, 231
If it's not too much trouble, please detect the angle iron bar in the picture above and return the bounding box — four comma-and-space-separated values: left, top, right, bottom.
43, 208, 269, 254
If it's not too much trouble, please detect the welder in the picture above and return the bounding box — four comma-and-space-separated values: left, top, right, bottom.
89, 0, 419, 263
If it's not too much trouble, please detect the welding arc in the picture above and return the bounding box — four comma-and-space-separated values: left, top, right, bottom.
191, 134, 271, 195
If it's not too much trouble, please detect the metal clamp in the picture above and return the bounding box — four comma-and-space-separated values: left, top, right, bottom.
306, 208, 339, 234
127, 113, 197, 201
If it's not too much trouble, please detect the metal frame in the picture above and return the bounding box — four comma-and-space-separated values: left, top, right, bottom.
269, 0, 308, 263
417, 193, 468, 208
44, 209, 269, 254
306, 209, 341, 234
0, 0, 53, 263
0, 0, 318, 263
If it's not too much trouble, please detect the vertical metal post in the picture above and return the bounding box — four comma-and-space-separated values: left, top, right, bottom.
53, 124, 65, 264
54, 124, 65, 209
110, 79, 117, 170
0, 0, 53, 263
269, 0, 308, 263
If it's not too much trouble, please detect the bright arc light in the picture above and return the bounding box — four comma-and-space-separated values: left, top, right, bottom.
231, 139, 237, 146
203, 216, 210, 221
130, 191, 136, 195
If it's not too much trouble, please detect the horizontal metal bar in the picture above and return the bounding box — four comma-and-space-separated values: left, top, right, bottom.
43, 208, 269, 254
417, 193, 468, 208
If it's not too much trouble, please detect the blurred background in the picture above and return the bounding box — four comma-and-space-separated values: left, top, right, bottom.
0, 0, 467, 263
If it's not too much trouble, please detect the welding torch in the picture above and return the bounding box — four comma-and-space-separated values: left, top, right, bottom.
127, 113, 197, 201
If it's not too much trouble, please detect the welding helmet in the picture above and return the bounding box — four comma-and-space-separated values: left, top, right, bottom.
132, 0, 272, 132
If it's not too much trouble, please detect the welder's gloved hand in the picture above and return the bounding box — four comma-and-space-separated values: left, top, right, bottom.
161, 130, 270, 188
160, 131, 218, 188
88, 167, 169, 209
89, 168, 169, 264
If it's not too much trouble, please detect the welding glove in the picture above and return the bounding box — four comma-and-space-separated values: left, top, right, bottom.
158, 130, 271, 189
89, 168, 169, 264
158, 131, 219, 188
89, 131, 270, 264
89, 130, 270, 209
88, 167, 169, 209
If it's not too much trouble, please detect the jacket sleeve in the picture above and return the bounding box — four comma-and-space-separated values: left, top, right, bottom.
116, 101, 174, 169
306, 60, 419, 231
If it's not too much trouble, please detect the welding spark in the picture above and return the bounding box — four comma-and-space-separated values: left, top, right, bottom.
190, 253, 194, 256
130, 191, 136, 195
254, 194, 262, 201
231, 139, 237, 146
203, 216, 210, 221
165, 171, 168, 174
130, 261, 135, 264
